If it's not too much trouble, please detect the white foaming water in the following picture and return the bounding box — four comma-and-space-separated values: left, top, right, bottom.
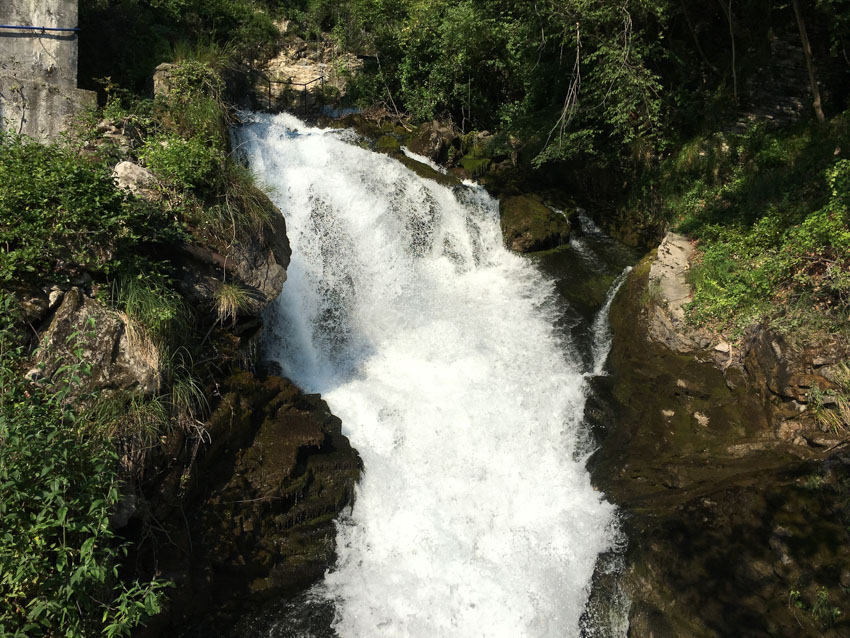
400, 145, 449, 174
235, 112, 617, 638
589, 267, 632, 377
577, 210, 603, 236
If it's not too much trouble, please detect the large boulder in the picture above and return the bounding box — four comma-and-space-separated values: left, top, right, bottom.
112, 161, 161, 201
35, 288, 161, 396
139, 372, 361, 635
224, 204, 291, 314
499, 194, 570, 253
407, 120, 458, 164
175, 191, 291, 319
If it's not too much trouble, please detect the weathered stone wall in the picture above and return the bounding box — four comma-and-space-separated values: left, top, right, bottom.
0, 0, 95, 140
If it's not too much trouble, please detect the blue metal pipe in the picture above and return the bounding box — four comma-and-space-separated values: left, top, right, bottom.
0, 24, 80, 32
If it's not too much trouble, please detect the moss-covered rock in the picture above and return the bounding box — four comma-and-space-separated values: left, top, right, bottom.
376, 134, 401, 151
459, 155, 491, 177
499, 194, 570, 253
393, 152, 461, 188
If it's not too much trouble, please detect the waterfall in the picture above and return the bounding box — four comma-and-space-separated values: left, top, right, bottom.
234, 112, 617, 638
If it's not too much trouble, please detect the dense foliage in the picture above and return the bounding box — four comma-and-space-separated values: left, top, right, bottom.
0, 296, 168, 636
297, 0, 668, 162
638, 115, 850, 336
0, 134, 177, 285
79, 0, 280, 93
289, 0, 850, 163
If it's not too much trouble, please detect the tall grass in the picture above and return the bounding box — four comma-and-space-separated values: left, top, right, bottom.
112, 276, 194, 359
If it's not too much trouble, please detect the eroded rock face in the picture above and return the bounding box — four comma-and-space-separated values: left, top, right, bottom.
175, 192, 291, 321
224, 205, 292, 314
138, 372, 361, 636
646, 233, 713, 354
593, 250, 850, 637
255, 37, 363, 111
499, 194, 570, 253
36, 288, 161, 396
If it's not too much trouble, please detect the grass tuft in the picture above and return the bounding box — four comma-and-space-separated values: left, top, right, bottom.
213, 281, 255, 327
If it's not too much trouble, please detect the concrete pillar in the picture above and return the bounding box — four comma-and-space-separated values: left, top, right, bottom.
0, 0, 96, 141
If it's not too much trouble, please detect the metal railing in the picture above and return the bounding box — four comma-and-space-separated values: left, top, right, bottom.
248, 66, 326, 113
0, 24, 79, 33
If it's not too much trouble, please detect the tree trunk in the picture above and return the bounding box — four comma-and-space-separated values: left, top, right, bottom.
792, 0, 826, 122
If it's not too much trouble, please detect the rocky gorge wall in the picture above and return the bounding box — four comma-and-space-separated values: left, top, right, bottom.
592, 234, 850, 637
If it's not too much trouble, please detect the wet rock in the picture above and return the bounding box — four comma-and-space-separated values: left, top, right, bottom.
140, 373, 361, 635
499, 194, 570, 253
407, 120, 458, 164
47, 286, 65, 310
593, 248, 850, 638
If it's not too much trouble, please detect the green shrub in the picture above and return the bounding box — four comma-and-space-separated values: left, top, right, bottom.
651, 114, 850, 337
158, 60, 230, 141
139, 134, 224, 192
188, 161, 276, 244
0, 133, 172, 284
0, 294, 169, 637
213, 281, 255, 327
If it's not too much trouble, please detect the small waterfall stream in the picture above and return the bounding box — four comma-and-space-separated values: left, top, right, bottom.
234, 112, 629, 637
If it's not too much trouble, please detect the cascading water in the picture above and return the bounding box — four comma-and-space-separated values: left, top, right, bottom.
589, 267, 632, 377
234, 112, 619, 637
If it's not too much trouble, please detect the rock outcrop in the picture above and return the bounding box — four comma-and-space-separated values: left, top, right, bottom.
137, 372, 361, 636
592, 241, 850, 637
253, 34, 362, 112
225, 203, 292, 312
499, 194, 570, 253
35, 287, 161, 396
645, 232, 714, 354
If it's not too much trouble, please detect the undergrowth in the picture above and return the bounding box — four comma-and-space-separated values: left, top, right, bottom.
0, 293, 170, 636
641, 113, 850, 338
0, 132, 177, 285
99, 58, 277, 249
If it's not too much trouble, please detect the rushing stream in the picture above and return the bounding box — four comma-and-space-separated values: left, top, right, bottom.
233, 113, 633, 637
